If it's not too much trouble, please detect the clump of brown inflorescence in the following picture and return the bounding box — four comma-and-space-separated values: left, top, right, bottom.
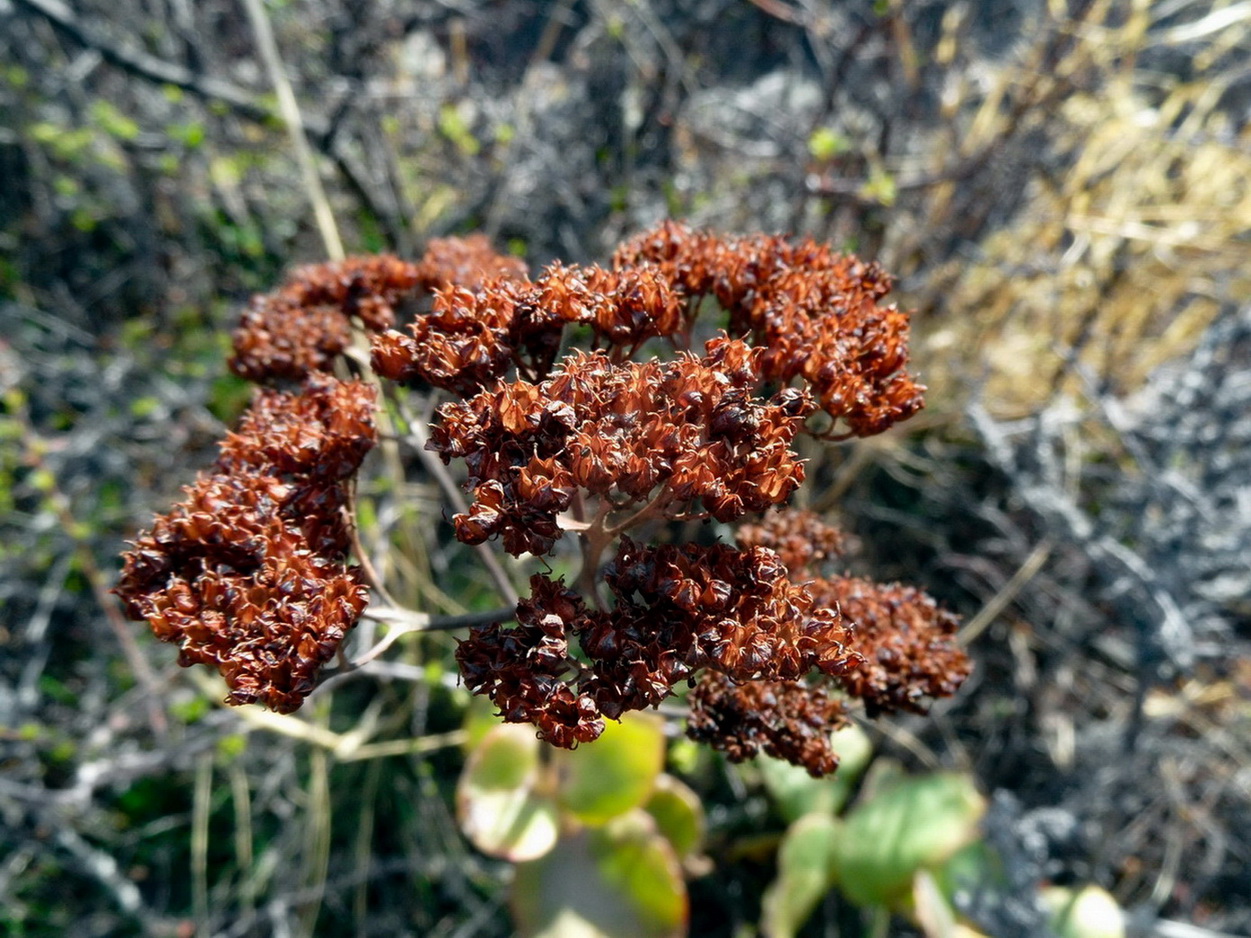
425, 337, 813, 555
119, 224, 969, 776
116, 378, 377, 712
613, 221, 925, 437
687, 673, 850, 777
738, 509, 970, 721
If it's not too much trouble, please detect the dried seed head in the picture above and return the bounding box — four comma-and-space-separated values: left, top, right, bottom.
371, 279, 527, 396
455, 575, 604, 746
613, 221, 926, 436
230, 256, 423, 381
115, 378, 378, 713
230, 236, 523, 384
416, 234, 529, 291
132, 224, 957, 765
737, 508, 848, 577
686, 672, 850, 777
453, 544, 862, 749
810, 575, 969, 716
426, 338, 814, 555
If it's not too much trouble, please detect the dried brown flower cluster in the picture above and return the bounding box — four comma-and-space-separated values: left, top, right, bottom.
533, 263, 687, 350
426, 337, 813, 555
230, 236, 525, 383
122, 223, 968, 776
455, 575, 601, 749
454, 505, 967, 775
371, 279, 531, 397
230, 255, 419, 382
415, 233, 529, 291
808, 576, 968, 718
686, 673, 850, 777
739, 509, 970, 720
371, 222, 922, 442
456, 539, 861, 750
614, 221, 925, 437
370, 260, 689, 395
116, 378, 377, 712
736, 507, 848, 576
587, 539, 861, 699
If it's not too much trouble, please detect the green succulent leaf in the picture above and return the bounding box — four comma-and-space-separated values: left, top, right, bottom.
644, 774, 705, 861
457, 724, 559, 861
833, 772, 986, 908
761, 813, 842, 938
555, 713, 666, 826
931, 839, 1002, 906
513, 809, 687, 938
760, 723, 874, 822
1043, 885, 1126, 938
461, 693, 505, 753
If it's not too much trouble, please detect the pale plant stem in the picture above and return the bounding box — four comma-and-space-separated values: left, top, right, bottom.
576, 498, 615, 611
352, 759, 382, 937
352, 608, 512, 664
605, 489, 676, 537
335, 730, 465, 762
242, 0, 429, 640
394, 397, 521, 606
229, 761, 257, 922
189, 668, 467, 761
313, 607, 513, 693
344, 481, 399, 609
297, 728, 332, 937
191, 752, 212, 938
240, 0, 343, 261
958, 539, 1054, 645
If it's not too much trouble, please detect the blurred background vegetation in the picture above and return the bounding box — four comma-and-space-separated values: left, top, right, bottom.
1, 0, 1249, 935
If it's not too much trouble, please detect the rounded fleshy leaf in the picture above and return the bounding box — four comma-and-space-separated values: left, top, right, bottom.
761, 813, 842, 938
833, 772, 985, 908
554, 713, 666, 826
1043, 886, 1126, 938
644, 774, 705, 861
513, 809, 687, 938
462, 692, 505, 753
760, 723, 874, 822
457, 724, 559, 861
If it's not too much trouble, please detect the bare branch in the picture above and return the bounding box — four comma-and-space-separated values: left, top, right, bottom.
12, 0, 316, 132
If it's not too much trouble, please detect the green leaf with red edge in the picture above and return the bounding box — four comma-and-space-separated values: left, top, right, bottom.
457, 723, 560, 861
554, 713, 666, 826
761, 812, 842, 938
644, 774, 705, 862
513, 809, 687, 938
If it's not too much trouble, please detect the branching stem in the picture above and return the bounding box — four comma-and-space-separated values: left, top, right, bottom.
576, 498, 615, 611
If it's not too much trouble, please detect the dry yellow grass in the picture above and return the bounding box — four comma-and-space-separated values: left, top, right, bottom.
909, 1, 1251, 414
